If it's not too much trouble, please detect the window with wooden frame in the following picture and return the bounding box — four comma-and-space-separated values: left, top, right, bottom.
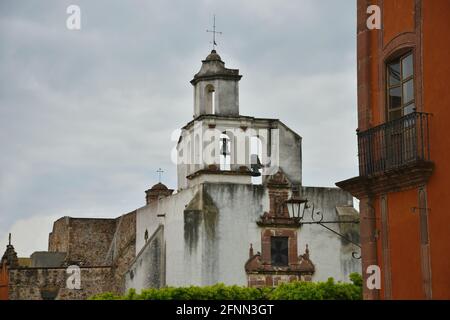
387, 52, 415, 121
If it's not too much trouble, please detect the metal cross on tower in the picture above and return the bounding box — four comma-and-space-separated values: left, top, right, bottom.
156, 168, 164, 183
206, 14, 222, 50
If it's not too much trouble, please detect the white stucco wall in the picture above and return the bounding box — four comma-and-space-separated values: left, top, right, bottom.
299, 186, 361, 282
176, 117, 302, 190
130, 182, 361, 292
127, 49, 360, 293
187, 173, 251, 187
135, 186, 200, 287
277, 123, 302, 186
194, 79, 239, 116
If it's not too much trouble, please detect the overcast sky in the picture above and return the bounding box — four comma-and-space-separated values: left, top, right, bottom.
0, 0, 357, 256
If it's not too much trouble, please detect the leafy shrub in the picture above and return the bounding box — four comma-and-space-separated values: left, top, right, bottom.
349, 272, 363, 287
90, 273, 362, 300
269, 274, 362, 300
90, 291, 122, 300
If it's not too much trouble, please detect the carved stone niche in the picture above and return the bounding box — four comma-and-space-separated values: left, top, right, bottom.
245, 241, 315, 288
257, 170, 300, 228
246, 170, 314, 288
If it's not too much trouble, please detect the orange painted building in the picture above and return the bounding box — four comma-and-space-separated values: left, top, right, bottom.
338, 0, 450, 299
0, 261, 8, 300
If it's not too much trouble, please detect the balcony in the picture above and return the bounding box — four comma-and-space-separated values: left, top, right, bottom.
358, 112, 431, 177
336, 112, 434, 198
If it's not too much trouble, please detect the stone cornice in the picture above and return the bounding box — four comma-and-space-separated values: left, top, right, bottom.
190, 73, 242, 85
186, 168, 253, 180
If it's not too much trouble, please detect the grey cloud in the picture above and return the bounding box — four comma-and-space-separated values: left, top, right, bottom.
0, 0, 357, 255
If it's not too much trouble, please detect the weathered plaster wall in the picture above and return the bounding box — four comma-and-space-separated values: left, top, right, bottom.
300, 187, 361, 282
194, 79, 239, 116
276, 124, 302, 186
132, 182, 359, 292
187, 173, 252, 188
125, 225, 164, 292
133, 183, 261, 289
135, 185, 199, 288
203, 183, 264, 285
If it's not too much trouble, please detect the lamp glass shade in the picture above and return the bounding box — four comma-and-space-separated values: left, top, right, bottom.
286, 198, 308, 219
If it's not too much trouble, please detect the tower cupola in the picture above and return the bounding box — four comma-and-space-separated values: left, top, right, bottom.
191, 50, 242, 117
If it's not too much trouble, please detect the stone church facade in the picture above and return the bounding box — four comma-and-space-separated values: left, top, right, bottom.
1, 50, 360, 299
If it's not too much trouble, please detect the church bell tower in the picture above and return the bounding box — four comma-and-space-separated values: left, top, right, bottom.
191, 50, 242, 117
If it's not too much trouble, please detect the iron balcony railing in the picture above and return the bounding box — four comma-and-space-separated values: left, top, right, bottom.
358, 112, 431, 177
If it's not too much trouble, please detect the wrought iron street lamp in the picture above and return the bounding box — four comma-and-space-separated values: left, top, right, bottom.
285, 197, 309, 220
284, 195, 361, 260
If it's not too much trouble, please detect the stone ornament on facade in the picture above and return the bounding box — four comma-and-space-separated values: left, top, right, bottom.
256, 170, 301, 228
245, 170, 316, 288
145, 182, 174, 205
245, 243, 315, 287
1, 234, 19, 269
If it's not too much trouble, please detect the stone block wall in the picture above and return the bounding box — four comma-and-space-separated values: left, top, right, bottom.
48, 217, 70, 253
8, 267, 114, 300
107, 211, 137, 293
48, 217, 117, 266
30, 252, 66, 268
67, 218, 117, 266
25, 211, 138, 297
